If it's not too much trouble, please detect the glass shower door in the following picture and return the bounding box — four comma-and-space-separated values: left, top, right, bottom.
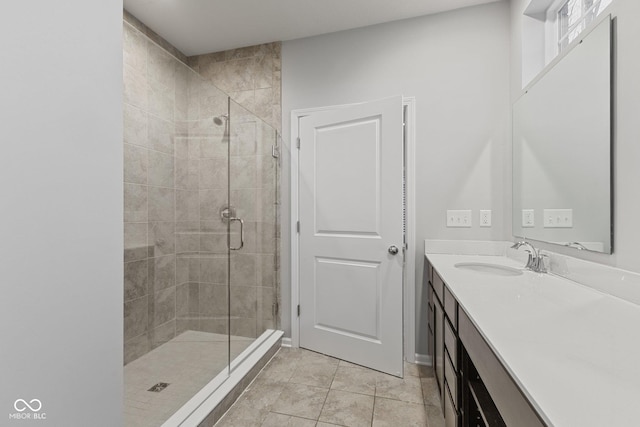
227, 100, 279, 364
123, 22, 232, 427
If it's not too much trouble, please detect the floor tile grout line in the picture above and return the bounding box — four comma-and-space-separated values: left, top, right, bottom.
315, 363, 339, 423
371, 386, 377, 427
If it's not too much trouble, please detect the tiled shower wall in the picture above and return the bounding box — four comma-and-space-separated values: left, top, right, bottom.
188, 43, 282, 132
123, 15, 281, 365
187, 42, 283, 342
123, 20, 191, 364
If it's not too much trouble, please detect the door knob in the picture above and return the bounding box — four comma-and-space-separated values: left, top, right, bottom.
388, 245, 399, 255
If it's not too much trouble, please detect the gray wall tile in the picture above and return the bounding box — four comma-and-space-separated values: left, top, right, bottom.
153, 287, 176, 326
148, 150, 175, 187
150, 254, 176, 291
152, 318, 176, 348
148, 79, 175, 122
148, 221, 175, 257
230, 286, 257, 318
124, 333, 150, 365
200, 157, 228, 189
124, 64, 148, 110
124, 259, 148, 302
199, 283, 228, 317
124, 143, 148, 184
123, 104, 148, 147
231, 254, 257, 286
148, 186, 175, 221
177, 254, 200, 284
177, 282, 199, 317
124, 296, 148, 341
124, 183, 147, 222
201, 255, 228, 284
148, 115, 174, 154
176, 190, 199, 221
124, 223, 148, 262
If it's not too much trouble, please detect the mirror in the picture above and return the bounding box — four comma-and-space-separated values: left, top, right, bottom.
513, 17, 612, 253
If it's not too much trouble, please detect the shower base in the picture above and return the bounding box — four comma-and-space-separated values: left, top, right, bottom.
124, 331, 253, 427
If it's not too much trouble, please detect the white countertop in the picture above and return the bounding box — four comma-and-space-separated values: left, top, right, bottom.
427, 253, 640, 427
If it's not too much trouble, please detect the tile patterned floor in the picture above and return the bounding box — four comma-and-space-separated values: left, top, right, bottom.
215, 347, 445, 427
124, 331, 254, 427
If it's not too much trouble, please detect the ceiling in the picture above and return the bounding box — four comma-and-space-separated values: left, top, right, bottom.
123, 0, 501, 56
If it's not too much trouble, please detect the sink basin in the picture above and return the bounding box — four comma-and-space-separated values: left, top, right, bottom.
454, 262, 523, 276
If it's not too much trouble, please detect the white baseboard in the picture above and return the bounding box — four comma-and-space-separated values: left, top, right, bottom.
414, 353, 432, 366
281, 337, 293, 348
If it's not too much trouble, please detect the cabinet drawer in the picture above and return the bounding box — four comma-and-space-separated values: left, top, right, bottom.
444, 285, 457, 330
444, 383, 458, 427
444, 318, 457, 370
444, 352, 457, 409
427, 259, 433, 284
428, 326, 434, 361
434, 302, 444, 395
433, 271, 444, 305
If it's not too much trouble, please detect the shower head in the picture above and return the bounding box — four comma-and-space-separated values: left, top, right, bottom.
213, 114, 228, 126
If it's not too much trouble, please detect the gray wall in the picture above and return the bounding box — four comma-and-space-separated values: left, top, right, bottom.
510, 0, 640, 273
0, 1, 123, 426
281, 1, 511, 354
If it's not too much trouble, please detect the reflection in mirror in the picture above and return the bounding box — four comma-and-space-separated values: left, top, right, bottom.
513, 17, 612, 253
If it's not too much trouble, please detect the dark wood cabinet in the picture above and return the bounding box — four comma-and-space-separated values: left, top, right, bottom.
427, 257, 545, 427
428, 260, 460, 426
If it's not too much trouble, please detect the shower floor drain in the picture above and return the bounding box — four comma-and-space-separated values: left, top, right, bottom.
147, 382, 170, 392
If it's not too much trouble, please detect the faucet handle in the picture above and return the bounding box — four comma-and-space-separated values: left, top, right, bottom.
536, 253, 549, 273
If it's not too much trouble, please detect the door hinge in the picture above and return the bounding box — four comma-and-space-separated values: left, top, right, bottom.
297, 305, 300, 317
296, 137, 300, 149
296, 221, 300, 233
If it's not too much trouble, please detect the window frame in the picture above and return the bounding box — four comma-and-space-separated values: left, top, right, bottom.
543, 0, 612, 62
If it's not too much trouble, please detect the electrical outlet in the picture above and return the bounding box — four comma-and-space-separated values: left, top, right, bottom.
543, 209, 573, 228
480, 210, 491, 227
447, 210, 472, 228
522, 209, 535, 228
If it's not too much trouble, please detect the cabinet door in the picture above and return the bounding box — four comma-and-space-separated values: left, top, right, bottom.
444, 319, 458, 370
434, 301, 444, 399
444, 383, 458, 427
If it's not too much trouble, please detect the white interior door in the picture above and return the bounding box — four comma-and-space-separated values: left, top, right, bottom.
297, 96, 404, 377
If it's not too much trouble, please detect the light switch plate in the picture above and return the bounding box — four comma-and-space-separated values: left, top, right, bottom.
447, 210, 472, 228
544, 209, 573, 228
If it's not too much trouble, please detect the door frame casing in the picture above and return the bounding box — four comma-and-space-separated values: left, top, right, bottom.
290, 97, 417, 363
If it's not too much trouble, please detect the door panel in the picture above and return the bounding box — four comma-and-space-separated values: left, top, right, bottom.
315, 257, 381, 340
314, 117, 381, 236
298, 96, 404, 376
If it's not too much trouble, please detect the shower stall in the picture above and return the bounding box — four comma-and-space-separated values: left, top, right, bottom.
123, 21, 281, 426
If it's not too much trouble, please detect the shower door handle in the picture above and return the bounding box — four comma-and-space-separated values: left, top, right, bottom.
229, 217, 244, 250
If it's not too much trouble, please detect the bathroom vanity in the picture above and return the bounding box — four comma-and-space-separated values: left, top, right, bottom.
426, 252, 640, 427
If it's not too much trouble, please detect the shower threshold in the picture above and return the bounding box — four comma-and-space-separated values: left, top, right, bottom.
162, 329, 283, 427
124, 331, 253, 427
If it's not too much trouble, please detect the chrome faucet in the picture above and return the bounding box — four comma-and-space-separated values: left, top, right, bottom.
511, 241, 548, 273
